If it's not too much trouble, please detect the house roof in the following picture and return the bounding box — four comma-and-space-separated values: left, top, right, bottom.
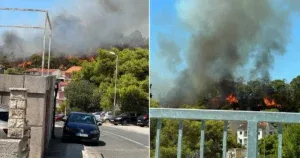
65, 66, 82, 74
237, 122, 275, 131
26, 68, 59, 73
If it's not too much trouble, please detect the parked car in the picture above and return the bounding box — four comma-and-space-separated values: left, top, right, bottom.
0, 105, 8, 139
137, 114, 149, 127
62, 112, 102, 145
111, 112, 140, 125
93, 112, 102, 122
55, 114, 65, 122
101, 111, 113, 123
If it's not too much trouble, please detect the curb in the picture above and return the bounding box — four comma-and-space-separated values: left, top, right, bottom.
82, 149, 91, 158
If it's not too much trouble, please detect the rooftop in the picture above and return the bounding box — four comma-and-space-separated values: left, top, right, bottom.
65, 66, 82, 74
26, 68, 59, 73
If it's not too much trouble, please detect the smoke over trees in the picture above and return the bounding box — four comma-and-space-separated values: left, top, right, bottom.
154, 0, 300, 107
0, 0, 149, 58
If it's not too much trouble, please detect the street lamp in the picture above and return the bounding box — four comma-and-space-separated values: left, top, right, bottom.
109, 52, 118, 116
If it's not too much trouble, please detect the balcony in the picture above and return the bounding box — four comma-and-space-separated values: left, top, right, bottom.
150, 108, 300, 158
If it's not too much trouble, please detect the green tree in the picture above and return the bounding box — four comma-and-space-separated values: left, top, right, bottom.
73, 48, 149, 113
258, 124, 300, 158
64, 80, 101, 112
5, 67, 24, 74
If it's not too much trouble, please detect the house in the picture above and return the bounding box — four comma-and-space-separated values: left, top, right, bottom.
0, 65, 5, 74
25, 68, 61, 77
56, 81, 69, 107
237, 122, 276, 147
65, 66, 82, 80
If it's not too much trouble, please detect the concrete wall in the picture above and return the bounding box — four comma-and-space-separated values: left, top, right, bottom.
0, 74, 56, 158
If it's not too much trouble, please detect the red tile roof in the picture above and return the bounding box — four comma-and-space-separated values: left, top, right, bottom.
26, 68, 59, 73
65, 66, 82, 74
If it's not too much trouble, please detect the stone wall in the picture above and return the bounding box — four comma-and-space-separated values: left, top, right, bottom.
0, 88, 30, 158
0, 74, 56, 158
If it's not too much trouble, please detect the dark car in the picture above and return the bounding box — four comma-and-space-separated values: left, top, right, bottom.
111, 112, 140, 125
62, 112, 101, 145
137, 114, 149, 127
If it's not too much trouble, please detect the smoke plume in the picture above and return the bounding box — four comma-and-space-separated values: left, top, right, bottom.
0, 0, 149, 58
159, 0, 300, 107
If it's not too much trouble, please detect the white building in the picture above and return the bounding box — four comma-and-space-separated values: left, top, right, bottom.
237, 122, 276, 147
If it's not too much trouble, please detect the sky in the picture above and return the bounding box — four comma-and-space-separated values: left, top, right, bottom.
0, 0, 149, 57
0, 0, 67, 33
150, 0, 300, 98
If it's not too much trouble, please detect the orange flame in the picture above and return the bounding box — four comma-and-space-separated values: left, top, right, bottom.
226, 93, 238, 104
67, 55, 74, 60
264, 97, 277, 107
89, 57, 95, 62
18, 61, 32, 68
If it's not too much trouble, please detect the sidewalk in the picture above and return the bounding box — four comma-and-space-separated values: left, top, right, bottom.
45, 127, 84, 158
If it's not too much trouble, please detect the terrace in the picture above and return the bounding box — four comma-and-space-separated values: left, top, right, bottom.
150, 108, 300, 158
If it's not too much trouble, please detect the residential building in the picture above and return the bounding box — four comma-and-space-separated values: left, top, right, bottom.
236, 122, 276, 147
25, 68, 61, 77
65, 66, 82, 80
56, 81, 69, 107
0, 65, 4, 74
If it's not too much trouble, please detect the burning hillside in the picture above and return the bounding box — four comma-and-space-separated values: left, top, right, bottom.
0, 0, 149, 58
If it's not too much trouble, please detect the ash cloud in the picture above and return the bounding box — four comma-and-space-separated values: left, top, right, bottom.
161, 0, 300, 107
0, 0, 149, 58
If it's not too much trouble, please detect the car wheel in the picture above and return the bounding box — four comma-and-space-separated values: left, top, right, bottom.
140, 125, 144, 127
122, 120, 127, 125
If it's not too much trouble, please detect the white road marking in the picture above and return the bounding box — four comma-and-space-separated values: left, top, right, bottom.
103, 131, 149, 148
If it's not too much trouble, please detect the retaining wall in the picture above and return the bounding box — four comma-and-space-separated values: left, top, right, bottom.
0, 74, 56, 158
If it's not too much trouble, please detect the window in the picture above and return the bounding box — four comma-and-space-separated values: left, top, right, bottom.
240, 131, 242, 135
239, 139, 242, 144
258, 131, 260, 135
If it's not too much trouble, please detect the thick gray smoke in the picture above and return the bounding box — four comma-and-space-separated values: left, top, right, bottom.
159, 0, 300, 107
0, 0, 148, 58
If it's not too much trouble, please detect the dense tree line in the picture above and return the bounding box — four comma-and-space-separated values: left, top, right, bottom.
150, 75, 300, 157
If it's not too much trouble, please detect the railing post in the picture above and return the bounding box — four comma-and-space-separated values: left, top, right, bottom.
155, 119, 162, 158
200, 120, 205, 158
247, 121, 258, 158
222, 121, 228, 158
278, 123, 283, 158
177, 120, 183, 158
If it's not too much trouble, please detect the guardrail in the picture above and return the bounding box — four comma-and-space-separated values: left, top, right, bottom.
150, 108, 300, 158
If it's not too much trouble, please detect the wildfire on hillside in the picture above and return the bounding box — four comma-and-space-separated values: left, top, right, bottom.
18, 61, 32, 68
226, 93, 238, 104
263, 97, 279, 107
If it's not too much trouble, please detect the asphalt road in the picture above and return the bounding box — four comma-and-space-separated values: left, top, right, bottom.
45, 122, 149, 158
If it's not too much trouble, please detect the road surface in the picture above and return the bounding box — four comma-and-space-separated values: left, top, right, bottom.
45, 122, 149, 158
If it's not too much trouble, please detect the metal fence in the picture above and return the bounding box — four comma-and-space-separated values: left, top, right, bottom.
150, 108, 300, 158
